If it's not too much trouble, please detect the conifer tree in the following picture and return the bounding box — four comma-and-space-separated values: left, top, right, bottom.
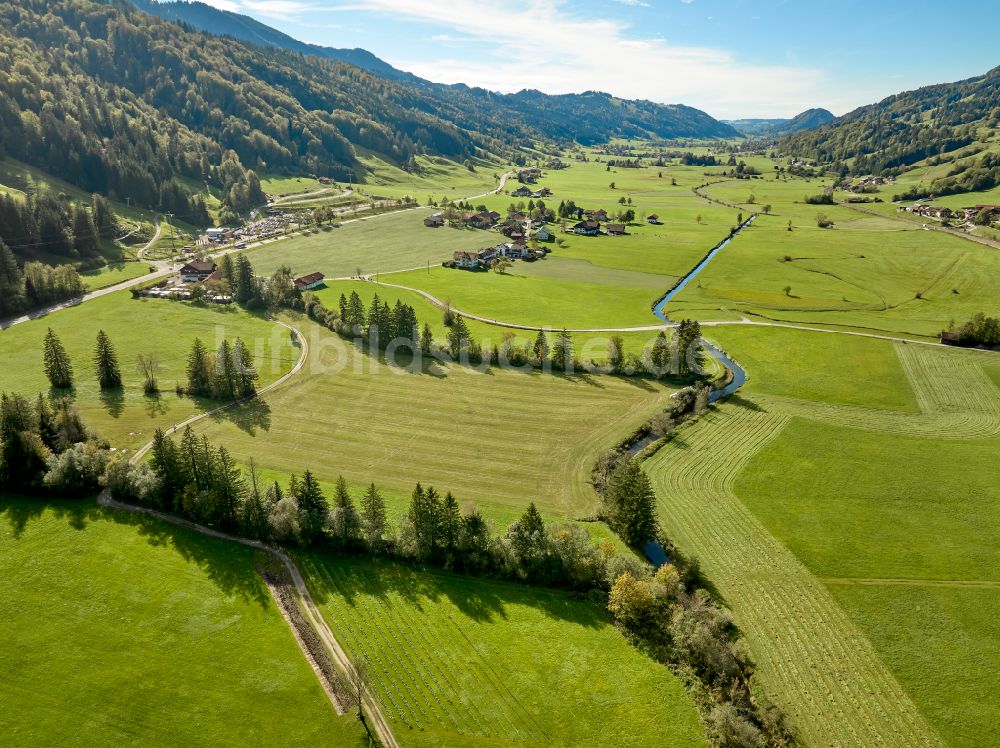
43, 328, 74, 389
650, 330, 670, 375
213, 445, 247, 528
330, 475, 360, 546
338, 292, 348, 320
186, 338, 213, 396
420, 323, 434, 354
604, 458, 658, 546
231, 338, 257, 397
447, 315, 471, 358
440, 492, 461, 558
0, 393, 50, 490
212, 339, 236, 400
295, 469, 329, 542
360, 482, 388, 550
220, 254, 236, 289
72, 206, 99, 256
505, 503, 549, 579
240, 459, 272, 540
93, 330, 122, 389
0, 239, 24, 316
532, 330, 549, 363
552, 330, 574, 371
345, 291, 366, 332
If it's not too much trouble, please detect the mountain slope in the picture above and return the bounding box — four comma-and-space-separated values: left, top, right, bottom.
780, 67, 1000, 174
724, 108, 833, 137
131, 0, 738, 143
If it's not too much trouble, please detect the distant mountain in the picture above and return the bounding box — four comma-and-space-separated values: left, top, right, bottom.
780, 67, 1000, 175
780, 108, 835, 133
131, 0, 738, 143
724, 108, 834, 137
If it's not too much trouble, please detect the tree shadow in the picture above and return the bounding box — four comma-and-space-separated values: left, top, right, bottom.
0, 494, 98, 539
210, 397, 272, 436
99, 504, 272, 608
143, 392, 168, 418
301, 552, 606, 629
99, 387, 126, 419
726, 394, 766, 412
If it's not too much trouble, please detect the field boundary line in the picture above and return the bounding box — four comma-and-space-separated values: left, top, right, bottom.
822, 577, 1000, 589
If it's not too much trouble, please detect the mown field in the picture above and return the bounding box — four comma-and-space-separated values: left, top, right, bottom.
189, 313, 674, 517
80, 261, 153, 291
664, 175, 1000, 336
0, 496, 363, 746
645, 325, 999, 747
0, 292, 297, 450
298, 555, 706, 748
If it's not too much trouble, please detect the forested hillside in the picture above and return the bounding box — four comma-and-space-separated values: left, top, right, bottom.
780, 66, 1000, 178
131, 0, 738, 144
0, 0, 487, 226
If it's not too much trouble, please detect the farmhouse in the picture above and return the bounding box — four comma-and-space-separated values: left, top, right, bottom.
424, 213, 445, 227
534, 226, 552, 241
180, 259, 217, 282
573, 219, 601, 236
532, 187, 552, 198
585, 208, 610, 222
606, 223, 626, 236
512, 185, 534, 197
294, 272, 326, 291
466, 211, 499, 229
647, 214, 661, 224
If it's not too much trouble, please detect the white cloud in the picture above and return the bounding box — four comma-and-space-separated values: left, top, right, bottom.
338, 0, 854, 118
613, 0, 651, 7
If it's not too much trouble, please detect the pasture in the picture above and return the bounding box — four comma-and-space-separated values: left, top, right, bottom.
189, 313, 675, 516
0, 292, 297, 450
80, 261, 153, 291
297, 554, 706, 748
645, 326, 1000, 747
0, 496, 363, 746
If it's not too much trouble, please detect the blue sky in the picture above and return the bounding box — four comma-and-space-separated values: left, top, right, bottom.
194, 0, 999, 119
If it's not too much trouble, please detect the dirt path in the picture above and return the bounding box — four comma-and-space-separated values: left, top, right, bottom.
100, 317, 400, 748
96, 491, 399, 748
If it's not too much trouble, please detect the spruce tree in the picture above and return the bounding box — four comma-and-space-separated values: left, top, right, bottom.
604, 458, 658, 546
360, 482, 388, 551
552, 330, 574, 372
0, 240, 24, 316
186, 338, 213, 396
531, 330, 549, 364
440, 492, 461, 557
212, 339, 236, 400
345, 291, 366, 332
72, 206, 99, 256
330, 475, 360, 546
420, 323, 434, 354
43, 327, 74, 389
447, 315, 471, 358
220, 254, 236, 289
93, 330, 122, 389
338, 293, 348, 320
213, 446, 247, 529
0, 393, 49, 490
650, 330, 670, 375
295, 470, 329, 543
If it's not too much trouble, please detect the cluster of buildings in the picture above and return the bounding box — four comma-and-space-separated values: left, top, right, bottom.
196, 212, 299, 250
899, 203, 1000, 224
139, 259, 324, 302
452, 241, 544, 270
511, 185, 552, 199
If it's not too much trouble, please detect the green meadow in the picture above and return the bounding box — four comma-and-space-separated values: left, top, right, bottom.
645, 323, 999, 747
297, 555, 707, 748
0, 292, 296, 450
189, 313, 674, 517
0, 496, 363, 746
80, 261, 153, 291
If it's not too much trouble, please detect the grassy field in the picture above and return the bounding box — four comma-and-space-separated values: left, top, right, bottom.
355, 152, 504, 202
189, 313, 674, 517
644, 325, 999, 747
0, 292, 297, 450
80, 261, 153, 291
703, 324, 920, 411
244, 209, 488, 279
298, 555, 706, 748
0, 495, 363, 746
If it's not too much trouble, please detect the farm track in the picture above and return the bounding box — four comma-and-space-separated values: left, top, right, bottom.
645, 339, 1000, 746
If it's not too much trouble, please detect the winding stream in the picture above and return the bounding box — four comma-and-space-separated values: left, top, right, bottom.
651, 216, 755, 403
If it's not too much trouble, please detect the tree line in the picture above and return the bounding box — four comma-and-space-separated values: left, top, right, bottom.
947, 312, 1000, 347
304, 290, 708, 380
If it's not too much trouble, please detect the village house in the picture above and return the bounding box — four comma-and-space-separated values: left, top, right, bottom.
647, 214, 661, 224
606, 223, 626, 236
512, 185, 534, 198
424, 213, 445, 227
205, 228, 233, 243
501, 242, 529, 259
964, 205, 1000, 222
573, 219, 601, 236
180, 259, 217, 282
466, 211, 499, 229
531, 187, 552, 198
534, 225, 552, 241
294, 272, 326, 291
517, 168, 542, 183
585, 208, 610, 222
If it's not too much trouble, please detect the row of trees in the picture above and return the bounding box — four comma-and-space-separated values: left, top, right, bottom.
40, 327, 159, 393
109, 427, 633, 591
184, 338, 258, 401
0, 248, 85, 317
305, 291, 708, 380
0, 392, 107, 495
948, 312, 1000, 347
